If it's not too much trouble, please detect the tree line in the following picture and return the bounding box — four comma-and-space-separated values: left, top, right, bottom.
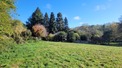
74, 21, 122, 45
0, 0, 122, 45
26, 7, 69, 34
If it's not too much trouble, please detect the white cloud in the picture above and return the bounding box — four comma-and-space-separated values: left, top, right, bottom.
74, 16, 81, 20
46, 4, 51, 9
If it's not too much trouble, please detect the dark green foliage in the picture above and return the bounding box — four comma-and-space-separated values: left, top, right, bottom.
119, 15, 122, 23
54, 31, 67, 42
26, 7, 44, 29
49, 12, 57, 33
80, 35, 87, 41
67, 31, 76, 42
64, 17, 69, 32
44, 13, 49, 32
91, 36, 102, 44
26, 8, 69, 37
102, 30, 112, 45
56, 12, 65, 31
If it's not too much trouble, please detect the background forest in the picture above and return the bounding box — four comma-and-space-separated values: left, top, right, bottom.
0, 0, 122, 46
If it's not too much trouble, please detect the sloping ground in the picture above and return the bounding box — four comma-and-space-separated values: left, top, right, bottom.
0, 41, 122, 68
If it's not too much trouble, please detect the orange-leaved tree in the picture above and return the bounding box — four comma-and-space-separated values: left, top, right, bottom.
32, 24, 48, 38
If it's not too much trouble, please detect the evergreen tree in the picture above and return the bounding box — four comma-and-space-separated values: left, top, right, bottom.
44, 12, 49, 32
49, 12, 57, 34
64, 17, 69, 32
26, 7, 44, 29
56, 12, 65, 31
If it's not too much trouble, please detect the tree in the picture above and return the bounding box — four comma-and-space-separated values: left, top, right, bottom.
119, 15, 122, 23
67, 31, 76, 42
26, 7, 43, 29
118, 16, 122, 41
102, 30, 112, 45
80, 35, 87, 41
53, 31, 67, 42
11, 20, 27, 44
49, 12, 57, 34
64, 17, 69, 32
44, 12, 49, 32
0, 0, 16, 37
74, 33, 80, 41
56, 12, 65, 31
109, 23, 119, 41
12, 20, 26, 36
0, 0, 15, 21
32, 24, 47, 38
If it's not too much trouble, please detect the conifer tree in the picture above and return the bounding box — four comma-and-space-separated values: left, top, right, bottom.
49, 12, 57, 33
44, 12, 49, 32
56, 12, 65, 31
26, 7, 44, 29
64, 17, 69, 32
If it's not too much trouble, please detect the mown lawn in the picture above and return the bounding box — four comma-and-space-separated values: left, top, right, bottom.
0, 41, 122, 68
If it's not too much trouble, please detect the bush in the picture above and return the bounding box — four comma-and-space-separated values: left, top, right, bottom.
54, 31, 67, 42
74, 33, 80, 41
0, 38, 16, 53
21, 30, 32, 41
47, 33, 55, 41
14, 36, 25, 44
80, 35, 87, 41
32, 24, 48, 38
91, 36, 102, 44
67, 31, 76, 42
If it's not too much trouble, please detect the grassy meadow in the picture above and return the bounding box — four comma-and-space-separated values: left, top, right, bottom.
0, 41, 122, 68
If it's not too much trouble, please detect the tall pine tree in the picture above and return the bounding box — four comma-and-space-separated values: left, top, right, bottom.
64, 17, 69, 32
56, 12, 65, 31
44, 12, 49, 32
49, 12, 57, 34
26, 7, 44, 29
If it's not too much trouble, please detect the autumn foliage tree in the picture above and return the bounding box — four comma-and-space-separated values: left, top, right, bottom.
32, 24, 47, 38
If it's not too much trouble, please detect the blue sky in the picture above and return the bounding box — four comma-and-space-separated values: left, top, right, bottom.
15, 0, 122, 28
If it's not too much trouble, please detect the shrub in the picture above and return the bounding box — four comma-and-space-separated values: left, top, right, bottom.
0, 38, 16, 53
54, 31, 67, 42
91, 36, 102, 44
47, 33, 55, 41
67, 31, 76, 42
32, 24, 48, 38
80, 35, 87, 41
12, 20, 27, 36
74, 33, 80, 41
14, 36, 25, 44
21, 30, 32, 41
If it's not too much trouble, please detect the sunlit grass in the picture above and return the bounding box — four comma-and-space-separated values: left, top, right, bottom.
0, 41, 122, 68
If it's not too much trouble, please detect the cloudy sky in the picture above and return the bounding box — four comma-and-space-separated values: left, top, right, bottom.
16, 0, 122, 28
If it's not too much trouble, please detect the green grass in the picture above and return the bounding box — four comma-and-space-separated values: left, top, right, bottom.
0, 41, 122, 68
